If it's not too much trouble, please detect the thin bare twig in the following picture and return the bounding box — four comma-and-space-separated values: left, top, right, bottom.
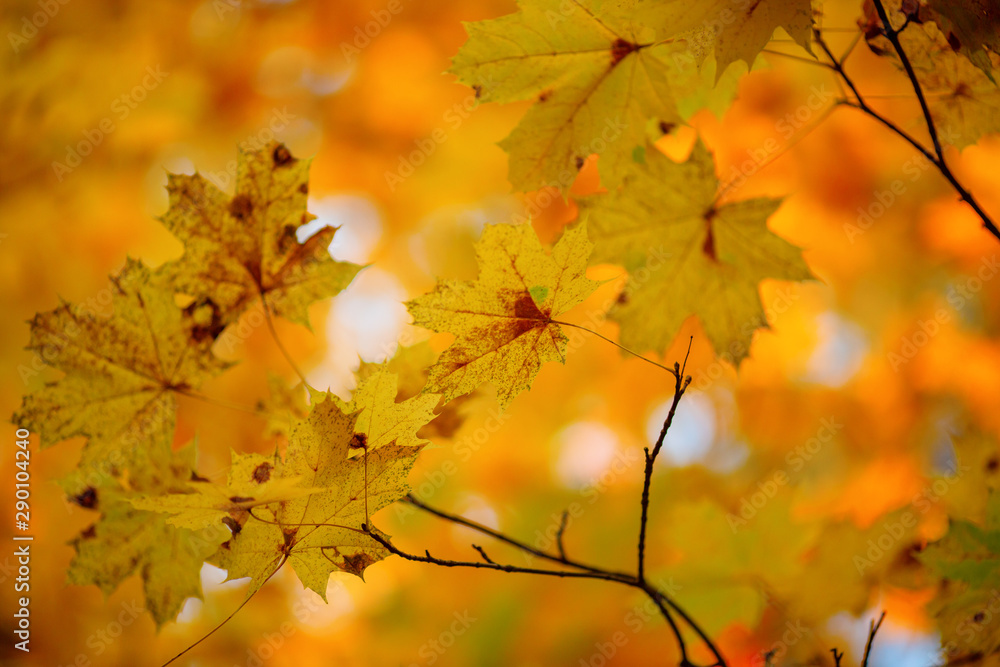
398, 344, 730, 667
472, 544, 496, 565
861, 612, 887, 667
638, 339, 693, 582
365, 518, 716, 666
555, 509, 570, 561
869, 0, 942, 158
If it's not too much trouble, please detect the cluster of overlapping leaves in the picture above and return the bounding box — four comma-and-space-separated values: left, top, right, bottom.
12, 0, 1000, 660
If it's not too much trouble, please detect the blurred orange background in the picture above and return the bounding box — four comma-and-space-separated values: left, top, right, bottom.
2, 0, 1000, 666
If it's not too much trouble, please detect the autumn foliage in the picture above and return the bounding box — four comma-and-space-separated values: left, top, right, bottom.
4, 0, 1000, 666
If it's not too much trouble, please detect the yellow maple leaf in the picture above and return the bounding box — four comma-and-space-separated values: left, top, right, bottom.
332, 367, 440, 456
140, 395, 422, 599
61, 442, 226, 627
157, 141, 361, 328
12, 259, 227, 466
357, 342, 475, 439
579, 142, 813, 362
130, 450, 323, 532
450, 0, 746, 192
407, 222, 600, 409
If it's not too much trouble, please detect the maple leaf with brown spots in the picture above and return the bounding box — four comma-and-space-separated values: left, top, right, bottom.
136, 394, 423, 599
157, 142, 361, 329
407, 222, 599, 409
12, 259, 227, 467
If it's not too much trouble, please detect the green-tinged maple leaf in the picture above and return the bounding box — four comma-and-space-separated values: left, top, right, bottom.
332, 367, 440, 456
407, 222, 600, 409
130, 450, 322, 531
157, 141, 361, 328
61, 442, 226, 627
450, 0, 747, 192
11, 259, 227, 466
920, 492, 1000, 659
927, 0, 1000, 82
143, 396, 420, 599
579, 142, 812, 362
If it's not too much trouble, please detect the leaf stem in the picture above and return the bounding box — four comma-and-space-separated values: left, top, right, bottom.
160, 556, 286, 667
550, 319, 680, 377
760, 48, 833, 68
260, 293, 313, 389
174, 387, 265, 417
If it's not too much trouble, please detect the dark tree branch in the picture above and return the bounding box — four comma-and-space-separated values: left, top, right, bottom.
813, 23, 1000, 242
555, 509, 570, 561
861, 612, 886, 667
365, 517, 716, 667
403, 493, 630, 580
472, 544, 496, 565
869, 0, 941, 158
365, 526, 625, 582
394, 343, 730, 667
638, 339, 692, 583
